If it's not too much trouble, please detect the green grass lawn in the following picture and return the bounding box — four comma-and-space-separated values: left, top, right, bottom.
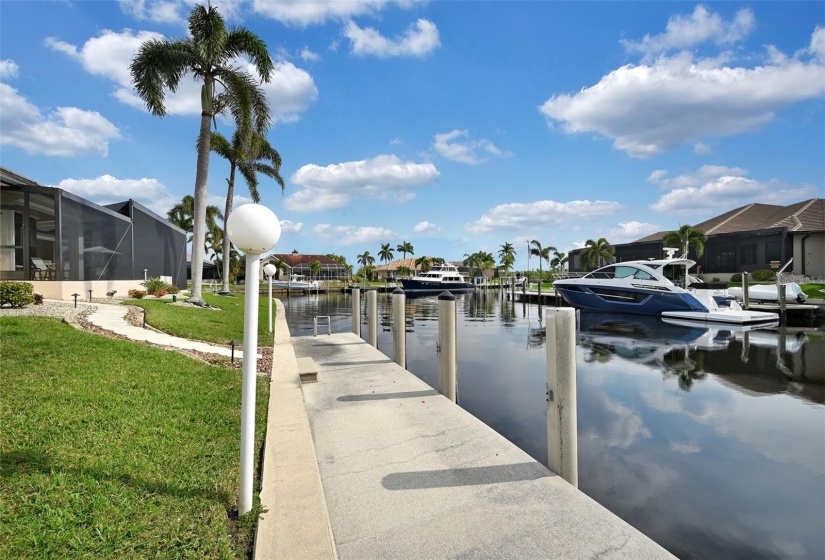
127, 292, 275, 346
0, 316, 269, 559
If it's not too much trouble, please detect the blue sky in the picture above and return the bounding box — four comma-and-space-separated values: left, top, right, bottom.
1, 1, 823, 270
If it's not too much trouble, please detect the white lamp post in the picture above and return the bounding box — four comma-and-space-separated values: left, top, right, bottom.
226, 204, 281, 516
263, 262, 277, 333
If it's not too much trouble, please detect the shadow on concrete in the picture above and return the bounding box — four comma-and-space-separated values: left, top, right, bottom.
338, 389, 438, 402
309, 342, 365, 347
381, 462, 553, 490
321, 359, 394, 367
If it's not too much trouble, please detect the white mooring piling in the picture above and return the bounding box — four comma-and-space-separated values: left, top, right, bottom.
742, 271, 750, 310
393, 288, 406, 367
367, 289, 377, 347
546, 307, 578, 487
438, 291, 457, 403
351, 287, 360, 336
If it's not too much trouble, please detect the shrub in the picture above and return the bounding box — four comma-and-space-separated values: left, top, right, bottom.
751, 269, 774, 282
142, 276, 170, 294
34, 293, 44, 305
730, 273, 742, 283
128, 289, 147, 299
711, 277, 721, 283
154, 288, 168, 298
106, 290, 117, 298
167, 285, 180, 294
0, 281, 35, 308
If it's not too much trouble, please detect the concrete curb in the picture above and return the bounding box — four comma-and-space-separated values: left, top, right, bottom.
254, 299, 337, 560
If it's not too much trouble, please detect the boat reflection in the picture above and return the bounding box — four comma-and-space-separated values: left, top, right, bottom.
577, 312, 824, 403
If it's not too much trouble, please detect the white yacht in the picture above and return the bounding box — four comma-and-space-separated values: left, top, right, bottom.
399, 264, 475, 292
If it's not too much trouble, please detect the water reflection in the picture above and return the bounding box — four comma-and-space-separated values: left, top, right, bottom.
281, 291, 825, 559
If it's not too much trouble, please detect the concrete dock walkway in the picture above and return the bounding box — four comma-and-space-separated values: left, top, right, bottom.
255, 299, 674, 559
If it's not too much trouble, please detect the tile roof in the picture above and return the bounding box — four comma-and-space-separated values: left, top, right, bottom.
265, 253, 343, 267
632, 198, 824, 242
374, 257, 426, 271
0, 167, 41, 187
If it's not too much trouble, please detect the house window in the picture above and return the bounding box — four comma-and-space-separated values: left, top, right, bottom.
765, 241, 781, 264
741, 244, 757, 265
707, 246, 737, 272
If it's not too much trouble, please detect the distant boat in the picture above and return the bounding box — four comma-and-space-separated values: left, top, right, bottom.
271, 274, 319, 290
553, 251, 778, 325
399, 264, 475, 292
728, 283, 807, 303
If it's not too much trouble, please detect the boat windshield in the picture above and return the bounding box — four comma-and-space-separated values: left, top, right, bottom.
584, 265, 653, 280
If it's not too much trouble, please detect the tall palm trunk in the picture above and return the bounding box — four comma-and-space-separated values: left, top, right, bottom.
221, 164, 236, 293
190, 80, 214, 304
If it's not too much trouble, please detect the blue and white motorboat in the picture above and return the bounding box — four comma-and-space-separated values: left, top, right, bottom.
553, 253, 778, 325
399, 264, 475, 293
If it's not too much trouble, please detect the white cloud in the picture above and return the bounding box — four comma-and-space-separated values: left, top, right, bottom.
252, 0, 388, 26
693, 141, 711, 155
413, 221, 440, 234
0, 83, 121, 157
48, 30, 318, 122
206, 193, 254, 213
312, 224, 395, 246
285, 154, 439, 212
432, 130, 512, 164
344, 18, 440, 58
541, 22, 825, 158
649, 166, 821, 215
118, 0, 184, 24
279, 220, 303, 234
0, 59, 19, 79
622, 5, 755, 58
811, 26, 825, 63
465, 199, 622, 234
55, 175, 177, 217
608, 221, 660, 242
299, 47, 320, 62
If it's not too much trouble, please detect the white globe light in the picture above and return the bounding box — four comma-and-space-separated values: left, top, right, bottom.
226, 204, 281, 253
263, 263, 277, 277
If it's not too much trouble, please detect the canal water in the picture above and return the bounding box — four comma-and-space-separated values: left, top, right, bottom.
281, 290, 825, 560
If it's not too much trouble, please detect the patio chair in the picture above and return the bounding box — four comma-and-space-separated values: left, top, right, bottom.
31, 257, 55, 280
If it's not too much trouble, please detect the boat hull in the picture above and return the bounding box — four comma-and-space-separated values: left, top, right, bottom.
399, 279, 475, 292
554, 283, 707, 315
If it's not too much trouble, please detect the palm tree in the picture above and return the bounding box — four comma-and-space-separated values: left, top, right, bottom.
662, 224, 708, 259
131, 3, 273, 304
431, 257, 446, 266
415, 256, 432, 273
462, 253, 479, 280
550, 250, 569, 271
211, 127, 284, 294
498, 242, 516, 277
357, 251, 375, 285
378, 243, 394, 287
396, 241, 414, 264
397, 265, 411, 277
580, 238, 615, 271
309, 260, 321, 281
477, 251, 496, 282
529, 240, 556, 299
167, 195, 223, 244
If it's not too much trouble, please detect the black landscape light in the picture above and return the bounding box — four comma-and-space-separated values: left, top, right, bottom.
229, 340, 237, 363
142, 308, 148, 328
172, 294, 177, 302
88, 289, 93, 302
72, 293, 79, 308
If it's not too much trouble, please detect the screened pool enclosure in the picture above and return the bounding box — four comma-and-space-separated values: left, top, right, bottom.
1, 168, 186, 289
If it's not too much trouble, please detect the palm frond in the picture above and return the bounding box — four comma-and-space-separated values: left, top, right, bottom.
225, 28, 274, 83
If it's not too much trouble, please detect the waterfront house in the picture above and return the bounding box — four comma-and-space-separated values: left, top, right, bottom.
260, 252, 347, 282
569, 199, 824, 280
